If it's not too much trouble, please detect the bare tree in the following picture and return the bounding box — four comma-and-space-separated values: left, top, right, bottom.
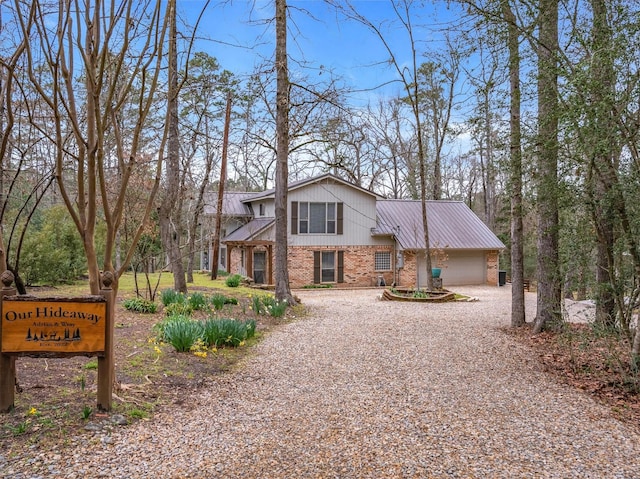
274, 0, 296, 304
331, 0, 434, 289
16, 0, 171, 295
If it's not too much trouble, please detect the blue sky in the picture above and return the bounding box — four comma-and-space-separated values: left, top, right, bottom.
178, 1, 463, 104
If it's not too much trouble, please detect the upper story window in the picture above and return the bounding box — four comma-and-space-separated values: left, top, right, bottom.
299, 202, 335, 234
259, 203, 265, 216
291, 201, 343, 235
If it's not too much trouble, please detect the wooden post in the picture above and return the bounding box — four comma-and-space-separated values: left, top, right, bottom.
0, 270, 17, 412
97, 271, 115, 411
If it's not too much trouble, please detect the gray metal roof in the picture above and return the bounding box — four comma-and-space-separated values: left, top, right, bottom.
376, 199, 505, 250
223, 217, 275, 242
203, 191, 258, 217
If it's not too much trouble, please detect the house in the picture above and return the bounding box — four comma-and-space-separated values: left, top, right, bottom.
204, 174, 505, 288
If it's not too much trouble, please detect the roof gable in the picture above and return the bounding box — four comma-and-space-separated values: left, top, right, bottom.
247, 173, 381, 202
377, 199, 505, 250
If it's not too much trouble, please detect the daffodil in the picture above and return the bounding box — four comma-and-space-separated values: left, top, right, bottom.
28, 407, 38, 416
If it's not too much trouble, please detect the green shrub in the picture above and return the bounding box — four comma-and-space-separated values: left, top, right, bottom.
188, 292, 208, 311
261, 295, 288, 318
161, 289, 185, 307
210, 293, 227, 311
164, 302, 193, 317
251, 295, 264, 315
21, 205, 89, 285
244, 319, 257, 339
224, 296, 238, 305
123, 297, 157, 314
160, 316, 203, 352
225, 274, 242, 288
202, 318, 252, 347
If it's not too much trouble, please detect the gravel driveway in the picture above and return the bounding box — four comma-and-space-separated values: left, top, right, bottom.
4, 286, 640, 478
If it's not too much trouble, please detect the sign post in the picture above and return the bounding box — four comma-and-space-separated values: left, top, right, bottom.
0, 271, 115, 412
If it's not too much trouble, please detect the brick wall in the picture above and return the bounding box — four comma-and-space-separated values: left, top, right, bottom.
486, 251, 499, 286
397, 250, 417, 288
288, 245, 394, 288
226, 245, 500, 288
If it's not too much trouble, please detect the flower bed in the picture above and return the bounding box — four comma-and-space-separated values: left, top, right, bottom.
381, 288, 456, 302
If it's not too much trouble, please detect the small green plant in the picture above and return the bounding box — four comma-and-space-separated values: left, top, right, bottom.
161, 289, 185, 306
84, 359, 98, 370
202, 318, 252, 347
8, 421, 29, 436
161, 316, 203, 352
262, 295, 288, 317
128, 409, 147, 420
123, 297, 158, 314
302, 283, 333, 289
251, 295, 264, 315
244, 319, 257, 339
188, 292, 208, 311
412, 289, 429, 299
81, 405, 92, 420
79, 375, 86, 392
210, 293, 227, 311
164, 301, 193, 317
225, 274, 242, 288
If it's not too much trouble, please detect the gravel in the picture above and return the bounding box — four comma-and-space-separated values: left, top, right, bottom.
4, 286, 640, 478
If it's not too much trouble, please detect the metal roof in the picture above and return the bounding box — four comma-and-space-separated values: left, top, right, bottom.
223, 217, 275, 242
203, 191, 258, 217
376, 199, 505, 250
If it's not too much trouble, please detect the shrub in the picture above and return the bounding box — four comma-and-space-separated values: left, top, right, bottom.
123, 297, 157, 314
244, 319, 257, 339
164, 302, 193, 317
261, 295, 288, 318
250, 295, 264, 315
202, 318, 253, 347
188, 292, 208, 311
161, 289, 185, 307
210, 293, 227, 311
225, 274, 242, 288
160, 316, 203, 352
21, 205, 89, 285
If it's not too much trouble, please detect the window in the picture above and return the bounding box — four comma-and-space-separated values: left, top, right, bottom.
314, 250, 344, 283
292, 202, 343, 235
375, 251, 391, 271
259, 203, 265, 216
321, 251, 335, 282
299, 202, 335, 234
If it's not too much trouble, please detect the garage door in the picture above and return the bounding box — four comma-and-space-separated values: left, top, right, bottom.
418, 251, 486, 287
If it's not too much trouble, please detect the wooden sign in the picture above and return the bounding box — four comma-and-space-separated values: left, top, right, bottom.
1, 298, 106, 354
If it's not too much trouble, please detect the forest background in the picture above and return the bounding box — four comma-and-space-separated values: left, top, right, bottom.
1, 0, 640, 362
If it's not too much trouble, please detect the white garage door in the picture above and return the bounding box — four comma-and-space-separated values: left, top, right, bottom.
418, 250, 486, 287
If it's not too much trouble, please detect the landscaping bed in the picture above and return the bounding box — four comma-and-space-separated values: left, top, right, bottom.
0, 275, 297, 454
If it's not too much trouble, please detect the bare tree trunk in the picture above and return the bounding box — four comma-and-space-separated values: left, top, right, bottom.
211, 92, 231, 280
502, 0, 526, 327
533, 0, 561, 334
159, 0, 186, 293
274, 0, 296, 304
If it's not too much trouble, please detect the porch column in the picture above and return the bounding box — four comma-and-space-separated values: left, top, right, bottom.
247, 246, 254, 279
267, 244, 273, 285
226, 245, 233, 274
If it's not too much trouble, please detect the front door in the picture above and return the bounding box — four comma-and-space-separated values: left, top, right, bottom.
253, 251, 266, 284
